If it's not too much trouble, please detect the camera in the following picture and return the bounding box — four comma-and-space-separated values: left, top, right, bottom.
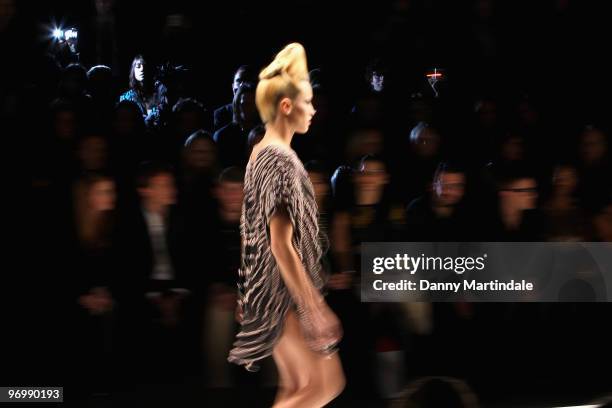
50, 25, 80, 66
52, 27, 78, 53
52, 27, 78, 42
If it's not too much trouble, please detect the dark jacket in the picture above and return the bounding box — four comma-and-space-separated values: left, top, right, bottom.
115, 204, 193, 303
213, 121, 250, 168
119, 82, 168, 129
213, 103, 233, 131
404, 196, 472, 242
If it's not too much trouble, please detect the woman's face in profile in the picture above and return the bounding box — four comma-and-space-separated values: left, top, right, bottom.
288, 81, 316, 134
134, 60, 145, 82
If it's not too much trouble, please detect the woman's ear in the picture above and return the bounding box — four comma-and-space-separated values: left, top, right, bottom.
279, 97, 293, 116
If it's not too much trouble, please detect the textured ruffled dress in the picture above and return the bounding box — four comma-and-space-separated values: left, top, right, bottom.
228, 144, 328, 371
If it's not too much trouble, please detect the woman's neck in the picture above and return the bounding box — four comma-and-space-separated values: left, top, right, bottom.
262, 119, 294, 147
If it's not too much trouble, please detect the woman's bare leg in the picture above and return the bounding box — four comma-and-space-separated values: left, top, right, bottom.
272, 309, 310, 406
272, 340, 299, 405
272, 308, 345, 408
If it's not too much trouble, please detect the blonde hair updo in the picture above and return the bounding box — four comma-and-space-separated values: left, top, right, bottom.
256, 43, 310, 124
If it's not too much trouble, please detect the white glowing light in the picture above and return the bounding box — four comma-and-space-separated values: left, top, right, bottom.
553, 405, 600, 408
65, 28, 78, 40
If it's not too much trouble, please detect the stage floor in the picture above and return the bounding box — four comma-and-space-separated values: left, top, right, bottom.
61, 378, 610, 408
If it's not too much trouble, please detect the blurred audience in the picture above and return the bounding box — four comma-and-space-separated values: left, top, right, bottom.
20, 11, 612, 401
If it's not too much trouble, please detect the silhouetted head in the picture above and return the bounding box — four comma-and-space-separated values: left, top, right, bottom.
232, 65, 257, 96
498, 170, 538, 211
183, 130, 216, 172
137, 162, 176, 208
433, 162, 466, 207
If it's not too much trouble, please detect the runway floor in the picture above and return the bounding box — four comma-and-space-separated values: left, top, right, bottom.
60, 377, 610, 408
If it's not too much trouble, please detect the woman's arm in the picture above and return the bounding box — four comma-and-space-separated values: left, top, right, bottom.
270, 206, 342, 351
269, 206, 323, 309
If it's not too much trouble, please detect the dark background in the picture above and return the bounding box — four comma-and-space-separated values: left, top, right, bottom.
6, 0, 612, 406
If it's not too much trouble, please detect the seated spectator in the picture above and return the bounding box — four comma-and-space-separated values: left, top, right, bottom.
405, 162, 471, 241
58, 63, 93, 111
172, 98, 209, 142
398, 121, 444, 204
345, 127, 385, 166
543, 164, 595, 241
203, 167, 244, 387
45, 99, 82, 186
304, 160, 336, 285
181, 130, 218, 186
576, 125, 611, 213
480, 130, 533, 196
121, 161, 191, 304
331, 155, 393, 276
483, 170, 545, 241
213, 65, 257, 131
49, 98, 80, 144
467, 96, 503, 168
87, 65, 115, 128
75, 133, 110, 178
352, 154, 392, 242
178, 130, 218, 228
213, 83, 260, 168
366, 58, 387, 94
115, 162, 194, 383
327, 161, 380, 399
109, 100, 148, 186
593, 199, 612, 241
71, 173, 117, 313
68, 173, 118, 396
161, 97, 209, 163
29, 53, 62, 107
329, 164, 356, 273
119, 55, 168, 129
305, 160, 332, 221
349, 58, 389, 127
